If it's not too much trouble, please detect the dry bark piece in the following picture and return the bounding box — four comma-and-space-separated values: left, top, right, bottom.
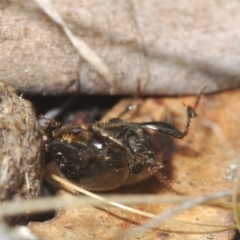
1, 0, 240, 94
0, 82, 43, 224
29, 89, 239, 239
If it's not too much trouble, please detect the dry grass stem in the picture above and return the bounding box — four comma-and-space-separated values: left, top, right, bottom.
34, 0, 116, 93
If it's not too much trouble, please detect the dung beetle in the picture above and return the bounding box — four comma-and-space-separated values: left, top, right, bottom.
41, 91, 203, 191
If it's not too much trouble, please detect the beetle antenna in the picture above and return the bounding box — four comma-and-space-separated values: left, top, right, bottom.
194, 86, 206, 109
180, 86, 206, 138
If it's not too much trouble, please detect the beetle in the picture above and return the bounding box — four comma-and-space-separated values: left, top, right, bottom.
41, 92, 203, 191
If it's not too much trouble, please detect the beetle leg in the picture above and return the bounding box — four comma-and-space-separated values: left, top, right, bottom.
140, 105, 196, 139
148, 165, 175, 193
139, 86, 205, 139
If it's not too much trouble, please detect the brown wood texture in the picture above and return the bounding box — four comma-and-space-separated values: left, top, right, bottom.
1, 1, 240, 95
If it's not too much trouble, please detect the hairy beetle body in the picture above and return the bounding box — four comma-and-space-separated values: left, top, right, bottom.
42, 90, 203, 191
44, 120, 162, 191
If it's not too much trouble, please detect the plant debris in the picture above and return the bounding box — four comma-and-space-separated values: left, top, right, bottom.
0, 82, 43, 225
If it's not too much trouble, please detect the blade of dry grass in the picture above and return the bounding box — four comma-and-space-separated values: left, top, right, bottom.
34, 0, 116, 93
120, 190, 233, 238
0, 171, 235, 234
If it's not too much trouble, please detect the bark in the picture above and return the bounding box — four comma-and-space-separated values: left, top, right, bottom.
0, 82, 42, 224
1, 0, 240, 95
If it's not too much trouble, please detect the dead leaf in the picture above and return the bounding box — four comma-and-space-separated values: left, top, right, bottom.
29, 89, 239, 239
1, 1, 240, 94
